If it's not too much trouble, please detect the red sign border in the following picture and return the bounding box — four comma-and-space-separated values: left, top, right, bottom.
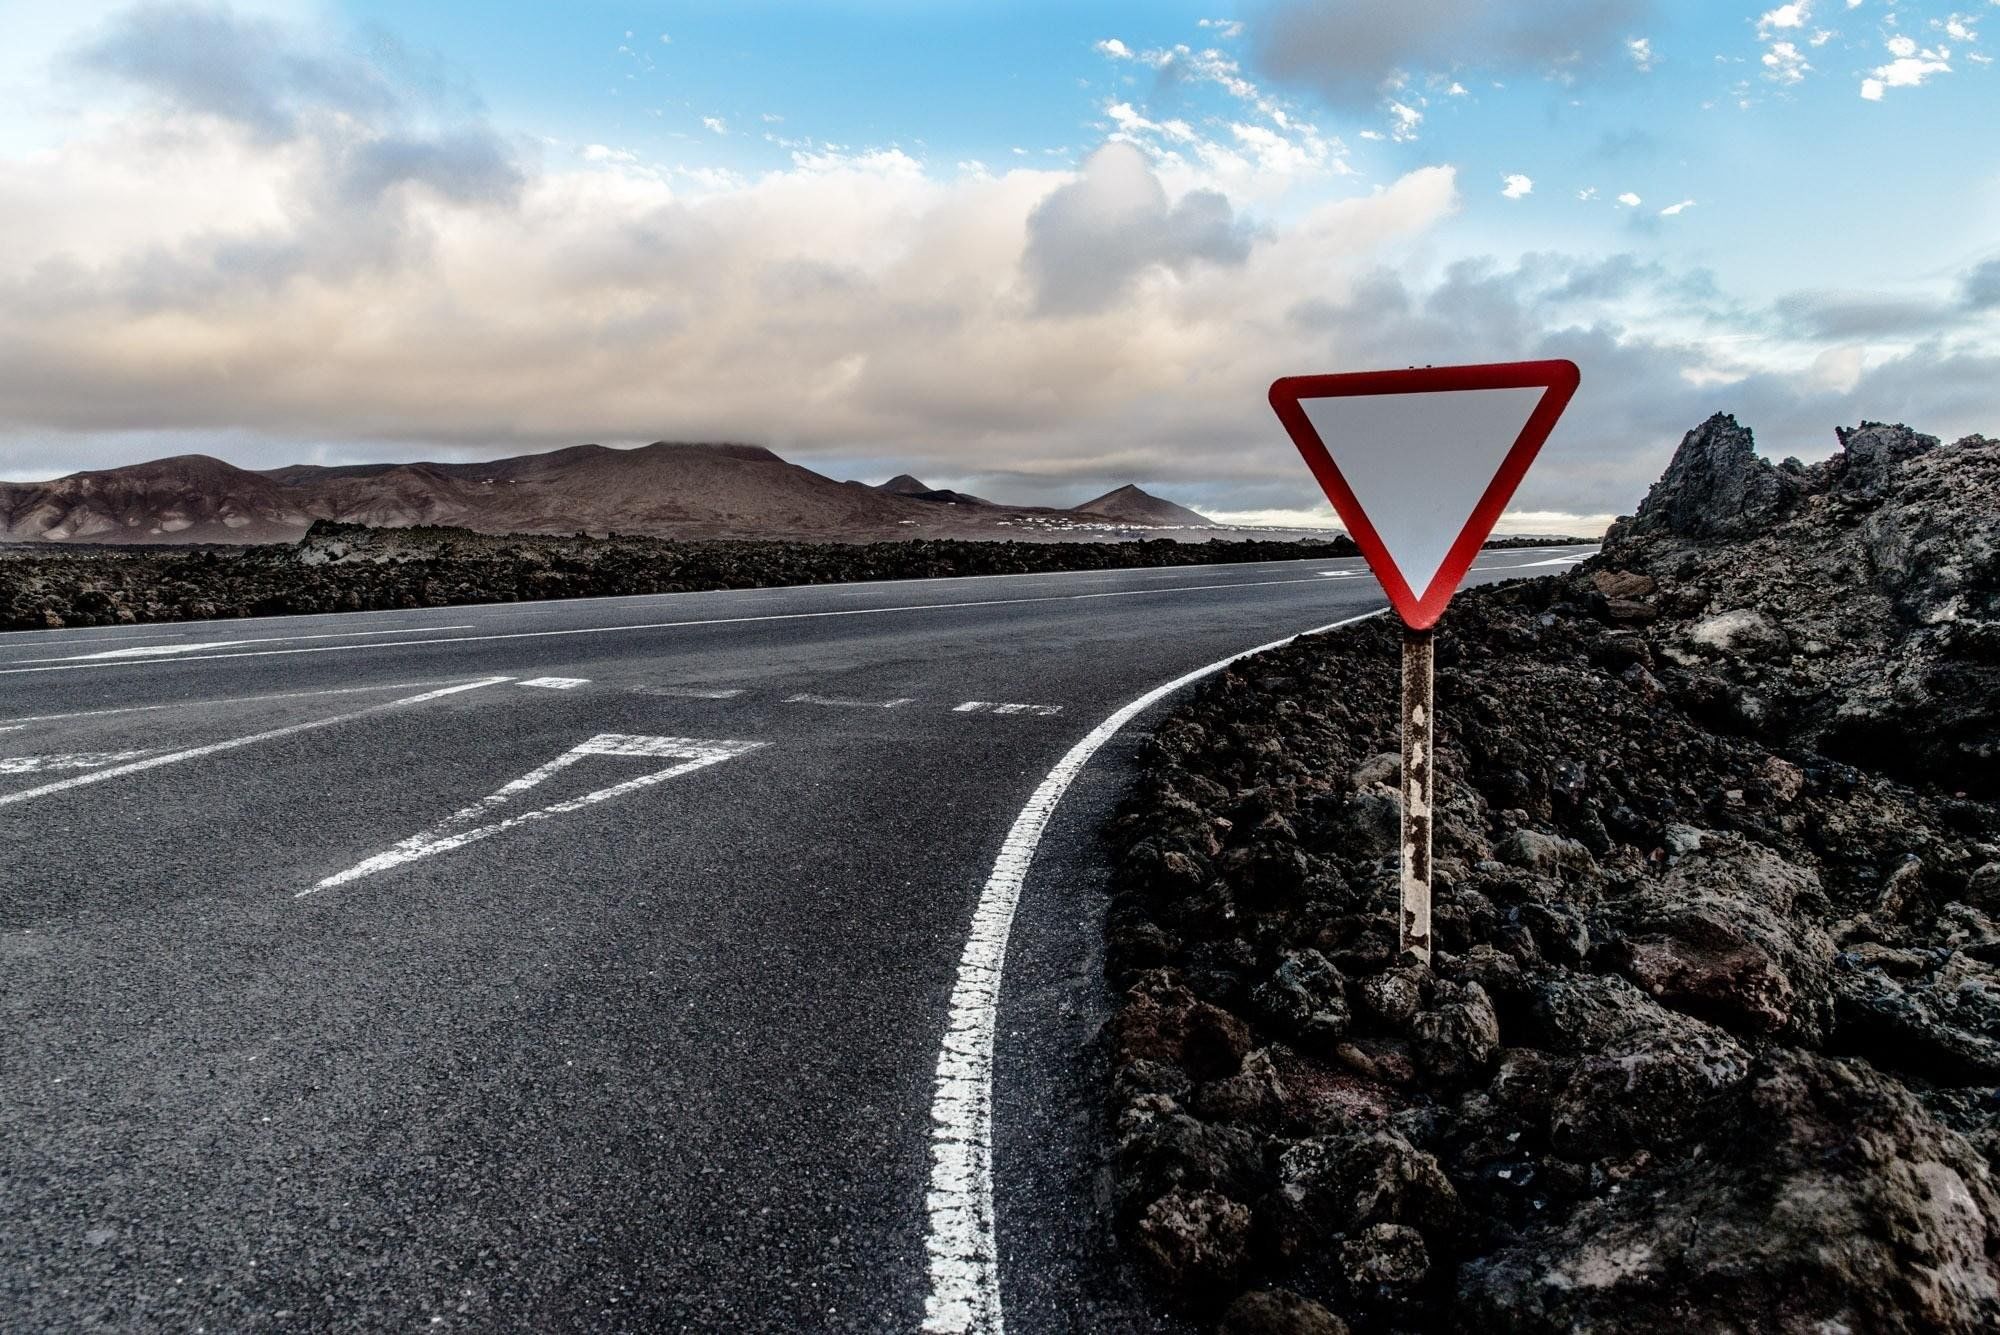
1269, 359, 1580, 630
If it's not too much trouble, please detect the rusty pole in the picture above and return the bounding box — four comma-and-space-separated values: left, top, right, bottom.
1399, 628, 1434, 964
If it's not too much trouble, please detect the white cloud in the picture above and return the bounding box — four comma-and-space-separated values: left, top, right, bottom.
1388, 100, 1423, 141
1758, 2, 1812, 37
1763, 40, 1812, 82
1446, 81, 1469, 95
659, 32, 671, 44
1810, 28, 1838, 46
1659, 198, 1696, 215
1501, 173, 1534, 199
701, 116, 727, 135
1197, 18, 1245, 39
1628, 37, 1656, 71
1939, 14, 1978, 43
1861, 35, 1953, 97
1095, 38, 1134, 59
581, 144, 638, 165
1617, 191, 1642, 206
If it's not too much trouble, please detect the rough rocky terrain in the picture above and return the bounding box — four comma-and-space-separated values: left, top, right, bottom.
0, 522, 1357, 630
1103, 416, 2000, 1332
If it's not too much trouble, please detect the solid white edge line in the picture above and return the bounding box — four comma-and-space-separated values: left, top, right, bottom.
11, 623, 477, 664
0, 679, 479, 727
0, 677, 511, 809
918, 607, 1387, 1334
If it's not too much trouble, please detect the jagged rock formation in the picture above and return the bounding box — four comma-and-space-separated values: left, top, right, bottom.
1103, 417, 2000, 1332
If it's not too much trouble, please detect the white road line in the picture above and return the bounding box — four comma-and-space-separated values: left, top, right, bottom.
919, 608, 1385, 1334
12, 624, 475, 664
953, 702, 1063, 717
784, 692, 916, 709
0, 680, 477, 727
301, 733, 763, 896
519, 676, 591, 690
0, 749, 156, 775
0, 677, 511, 810
0, 579, 1340, 676
630, 685, 745, 699
1067, 576, 1346, 600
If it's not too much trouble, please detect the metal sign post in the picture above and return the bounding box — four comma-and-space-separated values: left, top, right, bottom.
1268, 360, 1580, 968
1398, 628, 1433, 963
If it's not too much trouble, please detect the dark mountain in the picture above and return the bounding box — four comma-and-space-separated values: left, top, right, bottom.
0, 442, 1219, 544
1072, 484, 1215, 527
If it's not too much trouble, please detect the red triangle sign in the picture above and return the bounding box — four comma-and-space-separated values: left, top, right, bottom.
1269, 359, 1579, 630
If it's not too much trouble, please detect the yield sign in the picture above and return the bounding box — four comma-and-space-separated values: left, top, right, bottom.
1269, 359, 1579, 629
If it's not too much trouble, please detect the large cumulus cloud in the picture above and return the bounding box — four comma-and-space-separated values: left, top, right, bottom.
0, 2, 1993, 531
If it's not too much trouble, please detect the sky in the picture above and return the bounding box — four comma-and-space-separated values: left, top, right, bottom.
0, 0, 1994, 531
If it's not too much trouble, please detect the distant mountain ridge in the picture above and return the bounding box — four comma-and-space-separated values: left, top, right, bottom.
0, 442, 1218, 544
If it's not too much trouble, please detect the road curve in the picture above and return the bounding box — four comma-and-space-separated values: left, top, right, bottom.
0, 547, 1591, 1332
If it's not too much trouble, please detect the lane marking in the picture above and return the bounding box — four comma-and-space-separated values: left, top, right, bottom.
920, 608, 1386, 1334
12, 624, 475, 664
1316, 570, 1365, 578
0, 579, 1347, 676
0, 677, 511, 810
785, 692, 916, 709
0, 749, 156, 775
0, 680, 479, 727
630, 685, 745, 700
519, 676, 590, 690
301, 733, 764, 896
953, 702, 1064, 717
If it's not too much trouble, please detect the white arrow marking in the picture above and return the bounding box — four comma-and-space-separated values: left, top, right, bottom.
785, 693, 915, 709
301, 733, 764, 896
630, 685, 744, 699
518, 676, 590, 690
0, 749, 156, 775
0, 677, 511, 810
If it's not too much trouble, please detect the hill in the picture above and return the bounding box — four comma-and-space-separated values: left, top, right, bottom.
0, 441, 1218, 544
1071, 483, 1214, 527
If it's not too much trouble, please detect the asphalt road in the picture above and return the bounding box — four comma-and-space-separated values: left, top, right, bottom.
0, 546, 1592, 1332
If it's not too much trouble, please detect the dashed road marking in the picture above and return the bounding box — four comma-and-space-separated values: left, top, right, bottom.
952, 702, 1063, 716
0, 677, 512, 811
519, 676, 590, 690
630, 686, 745, 699
301, 733, 764, 896
0, 750, 157, 775
784, 693, 915, 709
919, 609, 1386, 1334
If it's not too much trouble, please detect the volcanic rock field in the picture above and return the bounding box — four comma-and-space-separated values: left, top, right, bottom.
1103, 417, 2000, 1332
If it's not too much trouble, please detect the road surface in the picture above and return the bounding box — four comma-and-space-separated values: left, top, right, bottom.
0, 546, 1592, 1332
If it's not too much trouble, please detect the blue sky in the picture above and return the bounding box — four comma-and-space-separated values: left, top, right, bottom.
0, 0, 1994, 528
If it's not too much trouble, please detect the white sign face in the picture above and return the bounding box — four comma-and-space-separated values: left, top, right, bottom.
1297, 385, 1546, 598
1270, 360, 1579, 628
